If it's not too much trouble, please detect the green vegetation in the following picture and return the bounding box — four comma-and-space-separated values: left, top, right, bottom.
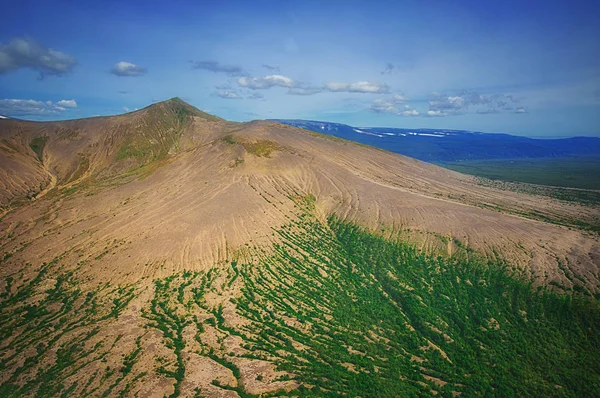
142, 275, 191, 398
436, 157, 600, 231
67, 154, 90, 184
439, 157, 600, 190
2, 197, 599, 397
0, 261, 137, 397
29, 136, 48, 162
115, 100, 197, 167
164, 97, 222, 122
222, 134, 281, 157
243, 140, 280, 157
228, 213, 600, 396
440, 157, 600, 231
137, 202, 600, 397
222, 134, 237, 145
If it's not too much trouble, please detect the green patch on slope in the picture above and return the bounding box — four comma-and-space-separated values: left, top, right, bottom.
142, 207, 600, 397
29, 136, 48, 162
231, 215, 600, 396
222, 134, 281, 158
115, 98, 207, 166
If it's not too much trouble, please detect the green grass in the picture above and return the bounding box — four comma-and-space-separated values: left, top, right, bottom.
2, 199, 599, 397
229, 214, 600, 396
136, 203, 600, 397
439, 157, 600, 190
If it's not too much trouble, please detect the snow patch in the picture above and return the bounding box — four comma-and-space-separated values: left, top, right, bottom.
354, 128, 383, 138
417, 133, 445, 138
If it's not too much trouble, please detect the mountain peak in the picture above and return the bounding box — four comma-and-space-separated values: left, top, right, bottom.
146, 97, 222, 121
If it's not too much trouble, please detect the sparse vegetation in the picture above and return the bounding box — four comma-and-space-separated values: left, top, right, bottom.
29, 136, 48, 162
0, 261, 138, 397
221, 134, 280, 157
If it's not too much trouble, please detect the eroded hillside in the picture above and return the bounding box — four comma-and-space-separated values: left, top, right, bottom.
1, 99, 599, 397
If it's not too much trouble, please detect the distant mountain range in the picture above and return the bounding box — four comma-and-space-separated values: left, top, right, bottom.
270, 119, 600, 163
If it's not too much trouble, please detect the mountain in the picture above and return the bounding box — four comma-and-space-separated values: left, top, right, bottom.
1, 99, 600, 397
271, 119, 600, 162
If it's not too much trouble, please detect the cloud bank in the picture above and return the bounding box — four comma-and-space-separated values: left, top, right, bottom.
238, 74, 296, 89
426, 91, 523, 117
0, 37, 76, 79
235, 73, 390, 96
0, 98, 78, 116
325, 81, 389, 94
370, 95, 419, 116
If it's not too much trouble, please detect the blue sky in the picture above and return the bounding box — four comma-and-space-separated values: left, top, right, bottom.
1, 0, 599, 137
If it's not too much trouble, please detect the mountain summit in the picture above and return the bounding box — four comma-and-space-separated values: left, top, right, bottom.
1, 100, 599, 396
141, 97, 223, 121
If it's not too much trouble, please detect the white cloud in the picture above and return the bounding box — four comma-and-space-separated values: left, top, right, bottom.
238, 74, 296, 89
325, 81, 389, 94
426, 110, 447, 117
369, 95, 418, 116
56, 99, 77, 108
287, 87, 323, 96
429, 95, 466, 111
110, 61, 147, 77
235, 75, 390, 97
427, 91, 522, 116
0, 37, 76, 78
392, 94, 408, 102
0, 99, 78, 116
401, 109, 420, 116
515, 107, 528, 113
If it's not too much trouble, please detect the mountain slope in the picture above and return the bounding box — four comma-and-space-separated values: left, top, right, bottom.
1, 100, 599, 397
0, 98, 226, 213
